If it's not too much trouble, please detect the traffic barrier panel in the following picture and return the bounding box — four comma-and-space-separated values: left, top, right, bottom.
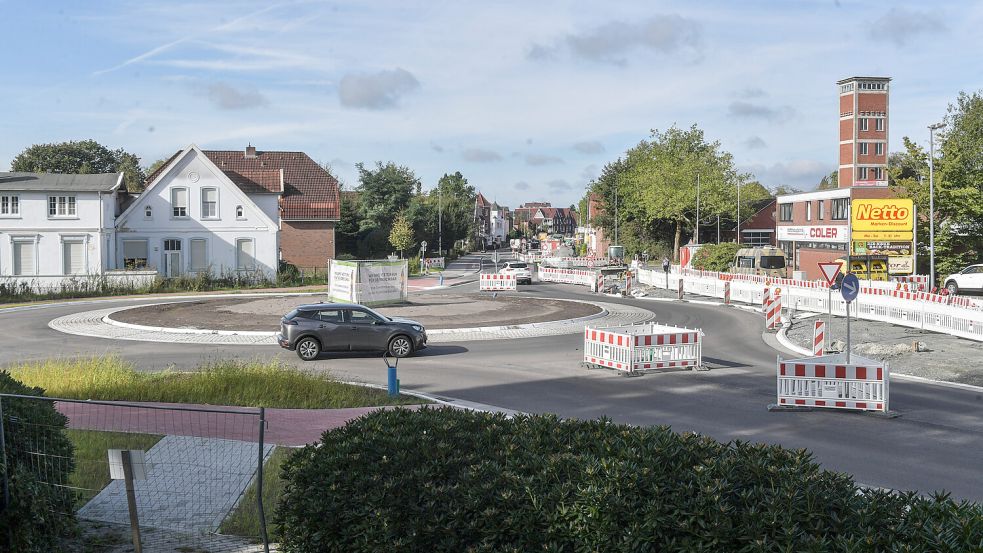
723, 281, 731, 305
813, 319, 826, 356
479, 273, 517, 291
538, 267, 597, 288
677, 277, 684, 299
584, 323, 703, 373
423, 257, 445, 269
775, 354, 889, 412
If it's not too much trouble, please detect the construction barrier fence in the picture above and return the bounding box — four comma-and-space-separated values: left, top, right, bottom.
776, 354, 889, 412
584, 323, 703, 373
479, 273, 517, 291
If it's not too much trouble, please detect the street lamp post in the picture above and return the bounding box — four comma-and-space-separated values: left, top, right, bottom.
438, 184, 442, 256
928, 122, 944, 291
693, 173, 701, 244
736, 180, 741, 245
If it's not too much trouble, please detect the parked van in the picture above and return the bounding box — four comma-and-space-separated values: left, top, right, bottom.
832, 255, 889, 284
732, 247, 788, 278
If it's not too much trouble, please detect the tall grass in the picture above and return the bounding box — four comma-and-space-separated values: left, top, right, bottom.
220, 446, 295, 541
7, 356, 423, 409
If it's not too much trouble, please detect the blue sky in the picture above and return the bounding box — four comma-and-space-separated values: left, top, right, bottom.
1, 1, 980, 208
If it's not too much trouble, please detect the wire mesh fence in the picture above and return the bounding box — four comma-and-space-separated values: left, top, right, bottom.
0, 394, 273, 552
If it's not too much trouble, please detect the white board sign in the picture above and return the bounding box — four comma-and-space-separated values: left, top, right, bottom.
108, 449, 148, 480
358, 261, 408, 305
328, 261, 358, 303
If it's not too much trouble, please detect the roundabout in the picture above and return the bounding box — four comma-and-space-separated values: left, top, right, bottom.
47, 292, 654, 345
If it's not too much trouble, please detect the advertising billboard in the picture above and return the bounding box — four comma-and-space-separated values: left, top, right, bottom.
850, 199, 914, 232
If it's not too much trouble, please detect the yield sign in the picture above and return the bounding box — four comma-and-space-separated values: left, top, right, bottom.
818, 262, 841, 285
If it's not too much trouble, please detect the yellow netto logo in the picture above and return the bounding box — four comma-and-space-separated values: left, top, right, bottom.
851, 199, 914, 232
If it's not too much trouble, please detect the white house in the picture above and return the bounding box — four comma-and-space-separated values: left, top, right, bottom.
0, 172, 125, 288
115, 144, 281, 279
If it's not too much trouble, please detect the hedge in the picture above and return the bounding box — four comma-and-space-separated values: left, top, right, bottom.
276, 408, 983, 552
0, 372, 76, 551
691, 242, 742, 273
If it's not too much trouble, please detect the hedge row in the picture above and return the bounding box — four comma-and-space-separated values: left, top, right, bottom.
276, 407, 983, 552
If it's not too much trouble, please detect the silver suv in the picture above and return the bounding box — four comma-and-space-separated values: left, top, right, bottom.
277, 303, 427, 361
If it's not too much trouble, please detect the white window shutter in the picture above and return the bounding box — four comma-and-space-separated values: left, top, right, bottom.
64, 242, 84, 274
14, 242, 35, 276
190, 239, 207, 271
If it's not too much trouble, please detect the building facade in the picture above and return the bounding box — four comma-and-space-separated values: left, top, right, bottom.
117, 145, 281, 278
0, 172, 125, 287
838, 76, 890, 188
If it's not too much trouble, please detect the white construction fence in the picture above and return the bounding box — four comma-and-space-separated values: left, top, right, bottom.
775, 354, 889, 413
635, 266, 983, 343
584, 323, 703, 373
479, 273, 517, 291
538, 267, 599, 289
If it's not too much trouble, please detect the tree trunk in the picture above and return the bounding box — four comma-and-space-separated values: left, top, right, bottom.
673, 220, 682, 263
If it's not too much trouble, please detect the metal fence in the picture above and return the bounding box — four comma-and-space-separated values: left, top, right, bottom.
0, 394, 272, 552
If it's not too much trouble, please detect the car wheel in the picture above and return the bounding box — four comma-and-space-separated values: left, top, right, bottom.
388, 335, 413, 358
946, 281, 959, 296
296, 337, 321, 361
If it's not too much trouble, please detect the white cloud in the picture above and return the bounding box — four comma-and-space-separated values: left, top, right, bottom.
525, 153, 564, 166
532, 14, 702, 65
573, 141, 605, 154
728, 101, 795, 123
514, 181, 530, 190
338, 68, 420, 110
462, 148, 503, 162
742, 159, 828, 190
195, 82, 269, 110
744, 136, 767, 149
874, 8, 945, 47
547, 179, 572, 192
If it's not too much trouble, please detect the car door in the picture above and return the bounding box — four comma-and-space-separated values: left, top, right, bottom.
966, 266, 983, 291
314, 308, 354, 351
347, 308, 390, 351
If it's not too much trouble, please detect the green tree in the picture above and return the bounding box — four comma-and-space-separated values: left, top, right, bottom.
627, 125, 752, 261
355, 161, 420, 257
816, 170, 838, 190
336, 191, 361, 256
433, 171, 477, 252
11, 139, 147, 191
389, 213, 414, 257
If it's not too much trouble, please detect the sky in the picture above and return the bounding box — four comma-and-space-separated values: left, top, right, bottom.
1, 1, 981, 208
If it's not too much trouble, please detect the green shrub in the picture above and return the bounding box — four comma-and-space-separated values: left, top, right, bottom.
0, 372, 76, 551
276, 408, 983, 552
407, 255, 421, 275
335, 253, 357, 261
691, 242, 742, 272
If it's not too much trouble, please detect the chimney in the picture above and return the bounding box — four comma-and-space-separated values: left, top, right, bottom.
245, 144, 257, 158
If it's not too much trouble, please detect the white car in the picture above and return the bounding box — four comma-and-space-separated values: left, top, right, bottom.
500, 261, 532, 285
943, 264, 983, 295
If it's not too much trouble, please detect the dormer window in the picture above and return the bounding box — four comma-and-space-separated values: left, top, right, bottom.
145, 205, 153, 219
236, 205, 245, 219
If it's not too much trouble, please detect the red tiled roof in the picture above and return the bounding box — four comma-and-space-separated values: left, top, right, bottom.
205, 150, 339, 220
144, 148, 340, 220
476, 192, 491, 207
223, 169, 281, 195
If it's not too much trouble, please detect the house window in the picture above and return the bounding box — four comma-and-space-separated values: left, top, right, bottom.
875, 118, 884, 131
858, 118, 868, 131
63, 239, 85, 275
190, 239, 208, 272
858, 167, 868, 180
805, 202, 812, 221
778, 203, 793, 222
817, 201, 825, 220
873, 167, 884, 180
12, 239, 36, 276
0, 195, 19, 216
145, 205, 153, 219
859, 142, 868, 155
48, 195, 77, 217
875, 143, 884, 156
201, 188, 218, 219
236, 205, 244, 219
122, 240, 149, 269
171, 188, 188, 217
236, 239, 256, 271
832, 198, 849, 220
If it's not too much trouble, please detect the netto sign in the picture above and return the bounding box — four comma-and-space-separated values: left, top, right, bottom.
851, 199, 914, 232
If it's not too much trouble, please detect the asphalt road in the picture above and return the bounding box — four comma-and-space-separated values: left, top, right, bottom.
2, 251, 982, 500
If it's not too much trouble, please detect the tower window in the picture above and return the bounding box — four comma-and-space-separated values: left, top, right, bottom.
875, 118, 884, 131
859, 143, 868, 155
875, 143, 884, 156
858, 118, 868, 131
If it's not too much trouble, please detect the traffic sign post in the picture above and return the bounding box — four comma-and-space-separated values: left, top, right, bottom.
840, 273, 860, 364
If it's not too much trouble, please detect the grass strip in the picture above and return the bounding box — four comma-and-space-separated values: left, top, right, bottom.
66, 429, 163, 509
8, 356, 424, 409
219, 446, 294, 541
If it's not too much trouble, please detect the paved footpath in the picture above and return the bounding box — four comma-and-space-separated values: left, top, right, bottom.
78, 435, 273, 534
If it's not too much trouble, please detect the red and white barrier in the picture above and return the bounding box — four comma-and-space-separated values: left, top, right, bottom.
723, 281, 731, 305
763, 287, 780, 330
538, 267, 597, 288
812, 320, 826, 356
423, 257, 445, 269
584, 323, 703, 373
775, 354, 889, 412
479, 273, 517, 291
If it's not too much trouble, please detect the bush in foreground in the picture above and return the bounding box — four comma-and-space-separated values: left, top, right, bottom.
0, 372, 76, 552
276, 408, 983, 552
691, 242, 742, 273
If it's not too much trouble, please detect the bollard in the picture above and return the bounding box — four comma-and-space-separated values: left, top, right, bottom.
677, 277, 684, 300
439, 273, 444, 286
385, 354, 399, 397
723, 281, 731, 305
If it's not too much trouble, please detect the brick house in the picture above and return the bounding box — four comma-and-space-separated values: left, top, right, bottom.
148, 145, 340, 269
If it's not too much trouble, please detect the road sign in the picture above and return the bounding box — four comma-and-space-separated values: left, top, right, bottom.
421, 240, 427, 249
818, 262, 841, 286
840, 273, 860, 302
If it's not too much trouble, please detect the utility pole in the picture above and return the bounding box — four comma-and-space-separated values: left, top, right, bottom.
438, 183, 442, 256
614, 180, 619, 246
694, 173, 700, 244
736, 180, 741, 245
928, 122, 943, 291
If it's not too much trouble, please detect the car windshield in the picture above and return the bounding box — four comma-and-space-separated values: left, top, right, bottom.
759, 256, 786, 269
360, 306, 390, 321
510, 263, 528, 268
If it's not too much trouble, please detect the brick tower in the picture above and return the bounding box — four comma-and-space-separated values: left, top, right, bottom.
837, 76, 890, 188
